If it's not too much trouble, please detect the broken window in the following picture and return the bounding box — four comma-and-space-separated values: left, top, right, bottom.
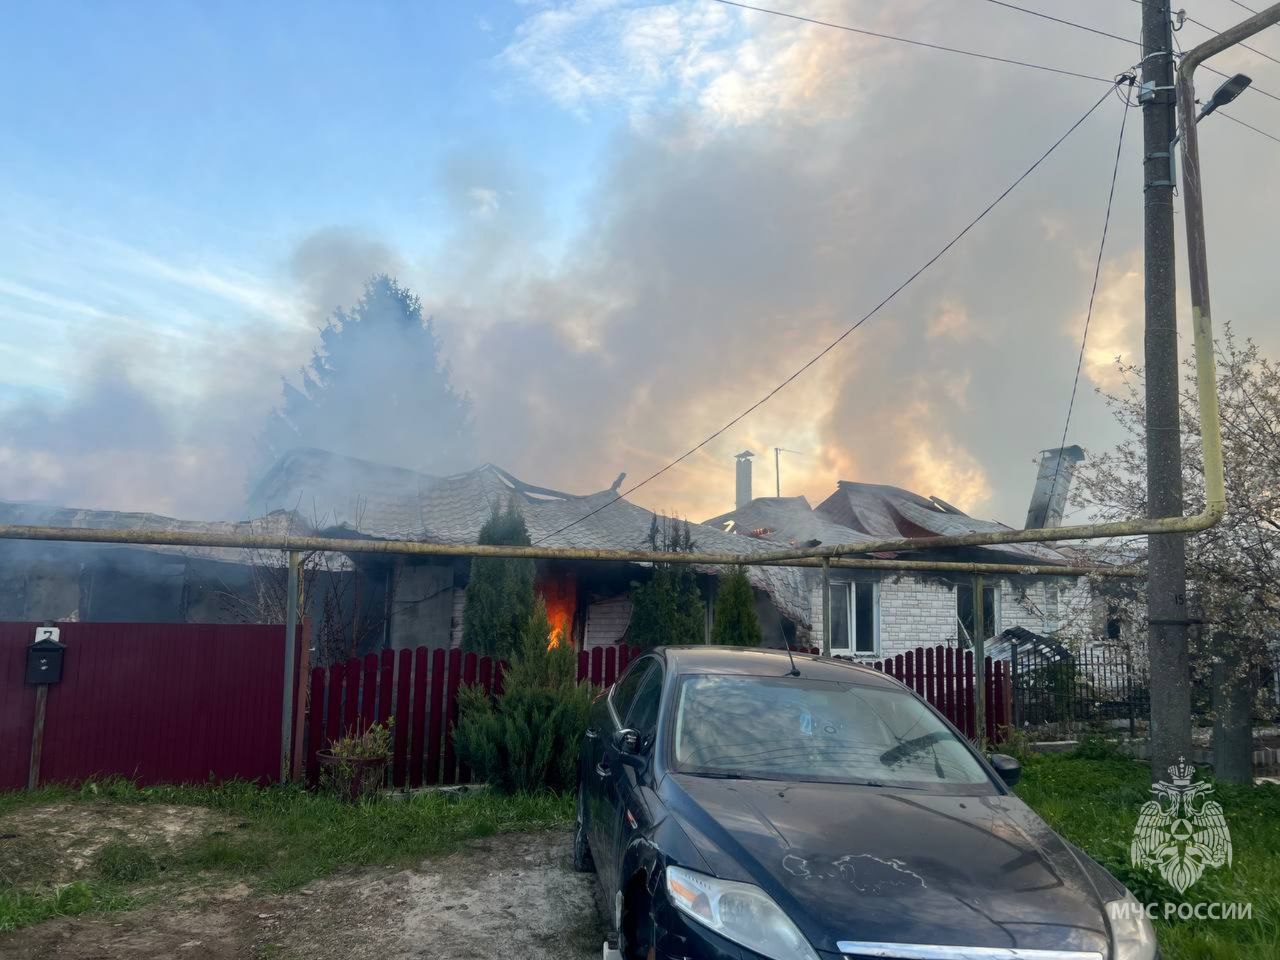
829, 581, 878, 656
956, 583, 999, 648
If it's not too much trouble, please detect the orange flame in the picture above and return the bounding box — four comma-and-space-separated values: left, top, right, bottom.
539, 573, 578, 650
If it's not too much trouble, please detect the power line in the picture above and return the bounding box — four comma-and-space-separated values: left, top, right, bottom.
707, 0, 1116, 84
1044, 86, 1134, 522
1124, 0, 1280, 98
1219, 107, 1280, 141
977, 0, 1140, 46
536, 78, 1130, 544
1126, 0, 1280, 74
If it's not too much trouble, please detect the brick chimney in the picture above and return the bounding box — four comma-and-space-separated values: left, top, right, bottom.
735, 450, 754, 509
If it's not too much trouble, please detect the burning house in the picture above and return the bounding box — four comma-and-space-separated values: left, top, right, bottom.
0, 449, 812, 664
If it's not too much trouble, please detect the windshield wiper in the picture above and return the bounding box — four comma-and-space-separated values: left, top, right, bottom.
690, 771, 755, 780
879, 730, 950, 766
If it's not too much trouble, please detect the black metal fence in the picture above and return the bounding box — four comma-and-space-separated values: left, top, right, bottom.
1010, 643, 1149, 733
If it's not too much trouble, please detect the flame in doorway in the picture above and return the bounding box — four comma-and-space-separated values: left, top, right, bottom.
539, 573, 578, 649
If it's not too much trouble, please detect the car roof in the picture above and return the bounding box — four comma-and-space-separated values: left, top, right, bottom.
655, 646, 902, 687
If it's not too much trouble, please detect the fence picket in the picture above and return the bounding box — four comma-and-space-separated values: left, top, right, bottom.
360, 653, 379, 732
441, 649, 464, 785
341, 657, 359, 736
377, 650, 395, 727
392, 649, 412, 787
590, 647, 603, 685
410, 648, 430, 787
604, 646, 617, 686
458, 653, 478, 783
963, 651, 975, 740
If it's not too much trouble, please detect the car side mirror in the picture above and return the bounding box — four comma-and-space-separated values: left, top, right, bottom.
988, 753, 1021, 787
613, 728, 647, 768
613, 728, 641, 754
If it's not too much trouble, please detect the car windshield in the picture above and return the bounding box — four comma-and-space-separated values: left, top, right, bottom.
672, 674, 991, 788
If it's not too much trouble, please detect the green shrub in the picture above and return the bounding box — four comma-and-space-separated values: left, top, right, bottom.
1072, 733, 1124, 761
455, 599, 595, 793
711, 567, 762, 647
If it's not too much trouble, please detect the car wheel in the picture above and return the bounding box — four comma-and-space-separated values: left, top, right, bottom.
620, 887, 656, 960
572, 782, 594, 873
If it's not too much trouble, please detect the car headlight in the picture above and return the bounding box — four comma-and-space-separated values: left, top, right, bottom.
665, 865, 819, 960
1107, 892, 1158, 960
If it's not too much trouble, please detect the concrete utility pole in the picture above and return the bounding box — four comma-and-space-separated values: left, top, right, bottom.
1139, 0, 1192, 779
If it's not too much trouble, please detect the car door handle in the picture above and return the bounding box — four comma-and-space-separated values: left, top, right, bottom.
584, 727, 599, 740
595, 762, 610, 778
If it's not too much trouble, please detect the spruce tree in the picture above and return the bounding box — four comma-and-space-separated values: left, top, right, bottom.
630, 515, 705, 648
454, 598, 594, 793
711, 567, 763, 647
462, 500, 535, 658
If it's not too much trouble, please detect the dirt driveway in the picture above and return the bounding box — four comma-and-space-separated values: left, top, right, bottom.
1, 831, 605, 960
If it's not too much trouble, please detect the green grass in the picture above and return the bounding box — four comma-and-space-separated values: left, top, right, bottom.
0, 779, 572, 932
1016, 752, 1280, 960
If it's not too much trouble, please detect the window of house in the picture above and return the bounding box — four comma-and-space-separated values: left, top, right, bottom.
829, 581, 878, 656
956, 583, 999, 648
1044, 584, 1061, 634
1105, 603, 1123, 640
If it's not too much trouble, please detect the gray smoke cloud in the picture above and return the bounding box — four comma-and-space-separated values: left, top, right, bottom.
3, 0, 1277, 530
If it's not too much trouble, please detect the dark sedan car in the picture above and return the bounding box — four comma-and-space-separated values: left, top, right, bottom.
574, 646, 1157, 960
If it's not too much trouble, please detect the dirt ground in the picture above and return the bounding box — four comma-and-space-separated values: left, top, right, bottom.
0, 831, 606, 960
0, 802, 239, 888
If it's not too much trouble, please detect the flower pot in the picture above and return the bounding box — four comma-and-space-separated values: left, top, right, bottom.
316, 750, 389, 803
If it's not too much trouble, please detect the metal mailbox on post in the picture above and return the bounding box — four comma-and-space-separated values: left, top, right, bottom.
25, 626, 65, 685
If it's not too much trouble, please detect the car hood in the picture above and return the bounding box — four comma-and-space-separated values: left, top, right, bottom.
664, 774, 1112, 956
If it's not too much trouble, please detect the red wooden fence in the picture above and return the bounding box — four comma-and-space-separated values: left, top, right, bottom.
303, 642, 1007, 788
865, 645, 1010, 744
0, 622, 305, 791
305, 644, 641, 788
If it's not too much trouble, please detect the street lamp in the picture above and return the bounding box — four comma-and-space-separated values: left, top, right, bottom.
1197, 72, 1252, 121
1175, 4, 1280, 577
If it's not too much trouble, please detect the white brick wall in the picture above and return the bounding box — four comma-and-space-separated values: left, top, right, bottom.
809, 574, 1095, 659
879, 578, 959, 656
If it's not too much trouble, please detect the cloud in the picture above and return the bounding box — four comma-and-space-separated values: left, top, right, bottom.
1077, 251, 1143, 392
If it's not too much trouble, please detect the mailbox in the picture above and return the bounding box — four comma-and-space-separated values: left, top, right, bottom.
25, 629, 65, 685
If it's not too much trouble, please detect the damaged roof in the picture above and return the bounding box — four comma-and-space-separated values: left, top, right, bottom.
814, 481, 1070, 565
704, 496, 879, 550
0, 501, 311, 566
251, 449, 814, 625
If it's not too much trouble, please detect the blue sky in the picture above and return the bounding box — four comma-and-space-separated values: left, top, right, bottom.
0, 2, 609, 402
2, 1, 1277, 524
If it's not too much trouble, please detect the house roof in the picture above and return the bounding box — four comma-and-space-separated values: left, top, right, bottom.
814, 481, 1070, 565
0, 501, 309, 566
703, 496, 880, 550
251, 449, 813, 625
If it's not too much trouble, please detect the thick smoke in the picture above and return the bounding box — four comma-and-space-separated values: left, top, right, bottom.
4, 0, 1278, 528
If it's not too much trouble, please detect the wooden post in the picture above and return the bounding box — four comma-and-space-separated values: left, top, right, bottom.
973, 575, 986, 749
27, 685, 48, 790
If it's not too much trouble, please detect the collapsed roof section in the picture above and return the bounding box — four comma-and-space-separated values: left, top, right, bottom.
251, 449, 812, 625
